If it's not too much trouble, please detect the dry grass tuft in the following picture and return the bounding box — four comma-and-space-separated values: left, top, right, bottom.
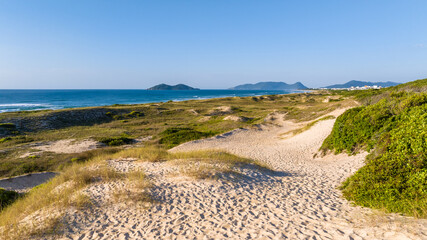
168, 150, 271, 180
0, 160, 124, 240
109, 145, 168, 162
113, 170, 152, 204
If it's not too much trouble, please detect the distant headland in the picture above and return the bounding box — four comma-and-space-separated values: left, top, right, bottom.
147, 84, 200, 90
323, 80, 399, 89
229, 81, 308, 90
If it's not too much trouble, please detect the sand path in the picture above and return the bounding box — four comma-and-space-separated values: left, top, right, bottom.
57, 109, 426, 240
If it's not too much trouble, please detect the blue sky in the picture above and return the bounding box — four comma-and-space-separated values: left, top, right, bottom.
0, 0, 426, 89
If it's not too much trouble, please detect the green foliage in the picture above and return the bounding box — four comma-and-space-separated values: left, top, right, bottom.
106, 111, 144, 120
159, 127, 217, 148
0, 123, 16, 129
322, 91, 427, 217
0, 137, 12, 144
99, 135, 134, 146
321, 102, 393, 153
0, 188, 20, 210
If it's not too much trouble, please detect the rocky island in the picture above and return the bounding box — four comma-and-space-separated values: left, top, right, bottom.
147, 84, 200, 90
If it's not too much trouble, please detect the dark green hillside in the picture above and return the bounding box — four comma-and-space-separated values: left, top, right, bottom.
147, 84, 199, 90
322, 78, 427, 217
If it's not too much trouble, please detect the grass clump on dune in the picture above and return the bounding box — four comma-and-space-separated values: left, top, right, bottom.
0, 159, 130, 239
106, 146, 270, 177
322, 89, 427, 217
168, 150, 271, 180
103, 146, 271, 180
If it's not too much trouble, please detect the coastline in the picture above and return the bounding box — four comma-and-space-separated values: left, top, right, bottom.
0, 89, 301, 113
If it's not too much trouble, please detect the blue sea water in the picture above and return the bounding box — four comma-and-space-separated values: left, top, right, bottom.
0, 89, 293, 113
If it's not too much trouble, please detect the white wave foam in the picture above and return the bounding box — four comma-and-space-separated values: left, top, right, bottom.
0, 103, 49, 107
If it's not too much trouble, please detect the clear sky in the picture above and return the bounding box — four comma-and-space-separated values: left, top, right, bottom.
0, 0, 426, 89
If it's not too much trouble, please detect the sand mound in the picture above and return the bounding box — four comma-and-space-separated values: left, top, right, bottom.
198, 116, 211, 122
0, 172, 57, 193
223, 115, 251, 122
34, 139, 102, 154
188, 109, 199, 115
207, 106, 234, 116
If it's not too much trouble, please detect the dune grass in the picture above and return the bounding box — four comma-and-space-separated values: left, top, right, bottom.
0, 157, 135, 239
113, 169, 152, 204
168, 150, 270, 180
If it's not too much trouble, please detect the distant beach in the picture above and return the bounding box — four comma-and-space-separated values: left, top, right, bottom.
0, 89, 293, 113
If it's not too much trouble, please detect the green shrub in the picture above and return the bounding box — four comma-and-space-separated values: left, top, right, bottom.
322, 91, 427, 217
159, 127, 217, 148
0, 123, 16, 129
0, 123, 16, 130
106, 111, 144, 120
124, 111, 144, 118
0, 137, 12, 144
99, 135, 134, 146
0, 188, 20, 210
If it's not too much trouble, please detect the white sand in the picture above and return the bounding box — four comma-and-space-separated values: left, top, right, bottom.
34, 139, 102, 154
47, 109, 426, 239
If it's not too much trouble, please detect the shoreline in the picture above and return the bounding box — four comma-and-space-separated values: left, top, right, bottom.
0, 89, 306, 114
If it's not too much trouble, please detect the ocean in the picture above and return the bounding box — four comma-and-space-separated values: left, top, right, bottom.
0, 89, 293, 113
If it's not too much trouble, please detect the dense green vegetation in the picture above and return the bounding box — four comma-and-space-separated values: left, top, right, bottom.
98, 135, 134, 146
0, 123, 16, 129
323, 79, 427, 217
159, 127, 217, 148
0, 188, 19, 210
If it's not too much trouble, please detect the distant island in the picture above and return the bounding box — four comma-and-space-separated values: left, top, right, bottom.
147, 84, 200, 90
324, 80, 399, 89
229, 81, 308, 90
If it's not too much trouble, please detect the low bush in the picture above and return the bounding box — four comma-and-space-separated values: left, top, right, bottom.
0, 137, 12, 144
106, 111, 144, 120
0, 188, 19, 210
159, 127, 217, 148
0, 123, 16, 129
99, 135, 134, 146
322, 91, 427, 217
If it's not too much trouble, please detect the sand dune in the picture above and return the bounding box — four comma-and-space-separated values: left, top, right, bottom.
51, 109, 426, 239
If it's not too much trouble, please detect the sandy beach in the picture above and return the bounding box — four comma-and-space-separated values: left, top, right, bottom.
47, 108, 427, 240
